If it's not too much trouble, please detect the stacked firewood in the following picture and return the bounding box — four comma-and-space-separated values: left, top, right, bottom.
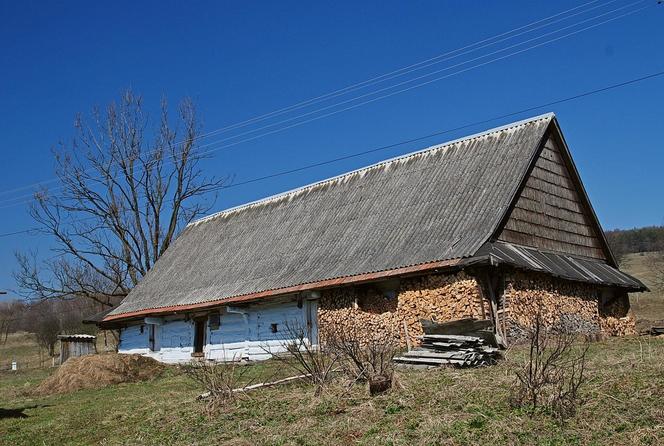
397, 273, 490, 342
318, 272, 489, 347
503, 272, 636, 337
599, 315, 636, 336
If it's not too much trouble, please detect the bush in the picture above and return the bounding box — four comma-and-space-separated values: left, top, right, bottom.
182, 359, 252, 413
264, 322, 339, 396
509, 312, 589, 420
321, 323, 398, 395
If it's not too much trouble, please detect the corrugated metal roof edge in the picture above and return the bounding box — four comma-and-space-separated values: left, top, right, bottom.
102, 256, 470, 322
191, 113, 556, 226
490, 257, 648, 292
476, 241, 649, 292
101, 249, 646, 324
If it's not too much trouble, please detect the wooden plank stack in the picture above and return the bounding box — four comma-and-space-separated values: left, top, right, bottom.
393, 318, 502, 368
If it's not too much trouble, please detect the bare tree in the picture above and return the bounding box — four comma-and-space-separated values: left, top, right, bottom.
0, 300, 29, 344
32, 301, 62, 358
15, 90, 224, 307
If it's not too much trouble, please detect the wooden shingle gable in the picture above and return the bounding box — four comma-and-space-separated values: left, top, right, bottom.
492, 118, 617, 265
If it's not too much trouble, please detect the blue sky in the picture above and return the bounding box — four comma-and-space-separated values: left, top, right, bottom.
0, 1, 663, 300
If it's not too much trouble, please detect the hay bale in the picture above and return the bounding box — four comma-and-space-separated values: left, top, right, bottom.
34, 353, 165, 395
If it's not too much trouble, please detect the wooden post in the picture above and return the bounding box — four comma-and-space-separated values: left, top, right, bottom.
402, 320, 412, 352
479, 269, 508, 348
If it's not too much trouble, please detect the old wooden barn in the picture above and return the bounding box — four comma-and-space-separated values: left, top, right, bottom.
100, 113, 646, 363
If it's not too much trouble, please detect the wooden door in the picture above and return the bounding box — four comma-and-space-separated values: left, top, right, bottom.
193, 318, 206, 356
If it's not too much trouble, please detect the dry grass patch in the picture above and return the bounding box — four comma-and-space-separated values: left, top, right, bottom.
1, 337, 662, 445
33, 353, 165, 395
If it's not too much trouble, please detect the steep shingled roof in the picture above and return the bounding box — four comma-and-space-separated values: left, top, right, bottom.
105, 113, 642, 320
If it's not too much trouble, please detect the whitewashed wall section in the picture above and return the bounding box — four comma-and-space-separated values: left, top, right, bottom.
206, 298, 318, 361
118, 297, 319, 363
118, 317, 193, 364
151, 319, 193, 363
118, 324, 149, 355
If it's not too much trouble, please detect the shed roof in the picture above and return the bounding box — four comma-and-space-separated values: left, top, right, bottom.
105, 113, 643, 321
57, 334, 96, 341
475, 241, 645, 289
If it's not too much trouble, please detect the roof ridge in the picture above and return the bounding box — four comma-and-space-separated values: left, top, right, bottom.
190, 112, 555, 227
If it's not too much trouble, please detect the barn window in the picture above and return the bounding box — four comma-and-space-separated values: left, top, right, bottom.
140, 325, 145, 334
270, 323, 279, 333
209, 312, 221, 330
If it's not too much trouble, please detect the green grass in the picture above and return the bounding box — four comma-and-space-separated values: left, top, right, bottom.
0, 332, 43, 371
1, 336, 663, 445
621, 252, 664, 327
0, 255, 662, 445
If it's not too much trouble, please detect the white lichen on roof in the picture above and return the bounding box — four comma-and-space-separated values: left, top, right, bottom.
190, 113, 555, 227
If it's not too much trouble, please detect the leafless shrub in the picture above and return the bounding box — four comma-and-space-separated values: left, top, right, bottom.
321, 323, 399, 395
263, 321, 339, 396
509, 311, 589, 420
182, 358, 254, 413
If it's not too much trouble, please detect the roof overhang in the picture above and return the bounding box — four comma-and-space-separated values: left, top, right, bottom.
102, 257, 467, 324
475, 241, 648, 292
101, 243, 646, 325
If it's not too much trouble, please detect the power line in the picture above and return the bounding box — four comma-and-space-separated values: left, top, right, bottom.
1, 67, 663, 239
186, 0, 611, 140
212, 69, 664, 191
0, 1, 649, 210
0, 0, 636, 201
181, 2, 651, 160
185, 0, 644, 152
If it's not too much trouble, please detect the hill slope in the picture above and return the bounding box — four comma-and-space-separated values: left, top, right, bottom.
620, 252, 664, 330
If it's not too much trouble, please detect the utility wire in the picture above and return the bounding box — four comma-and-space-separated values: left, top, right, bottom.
212, 70, 664, 191
187, 0, 610, 140
0, 1, 649, 209
180, 2, 652, 160
0, 0, 634, 200
1, 67, 663, 239
183, 0, 645, 153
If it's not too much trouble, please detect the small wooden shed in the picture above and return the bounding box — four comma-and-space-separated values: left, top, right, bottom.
58, 334, 97, 364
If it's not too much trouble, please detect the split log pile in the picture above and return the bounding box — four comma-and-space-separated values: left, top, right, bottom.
598, 293, 637, 337
318, 272, 488, 347
503, 272, 636, 339
397, 273, 491, 344
318, 270, 637, 350
393, 318, 501, 368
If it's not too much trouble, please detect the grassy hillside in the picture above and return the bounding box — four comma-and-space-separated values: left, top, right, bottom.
0, 331, 117, 372
620, 252, 664, 328
0, 255, 661, 445
1, 334, 663, 445
0, 333, 42, 371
